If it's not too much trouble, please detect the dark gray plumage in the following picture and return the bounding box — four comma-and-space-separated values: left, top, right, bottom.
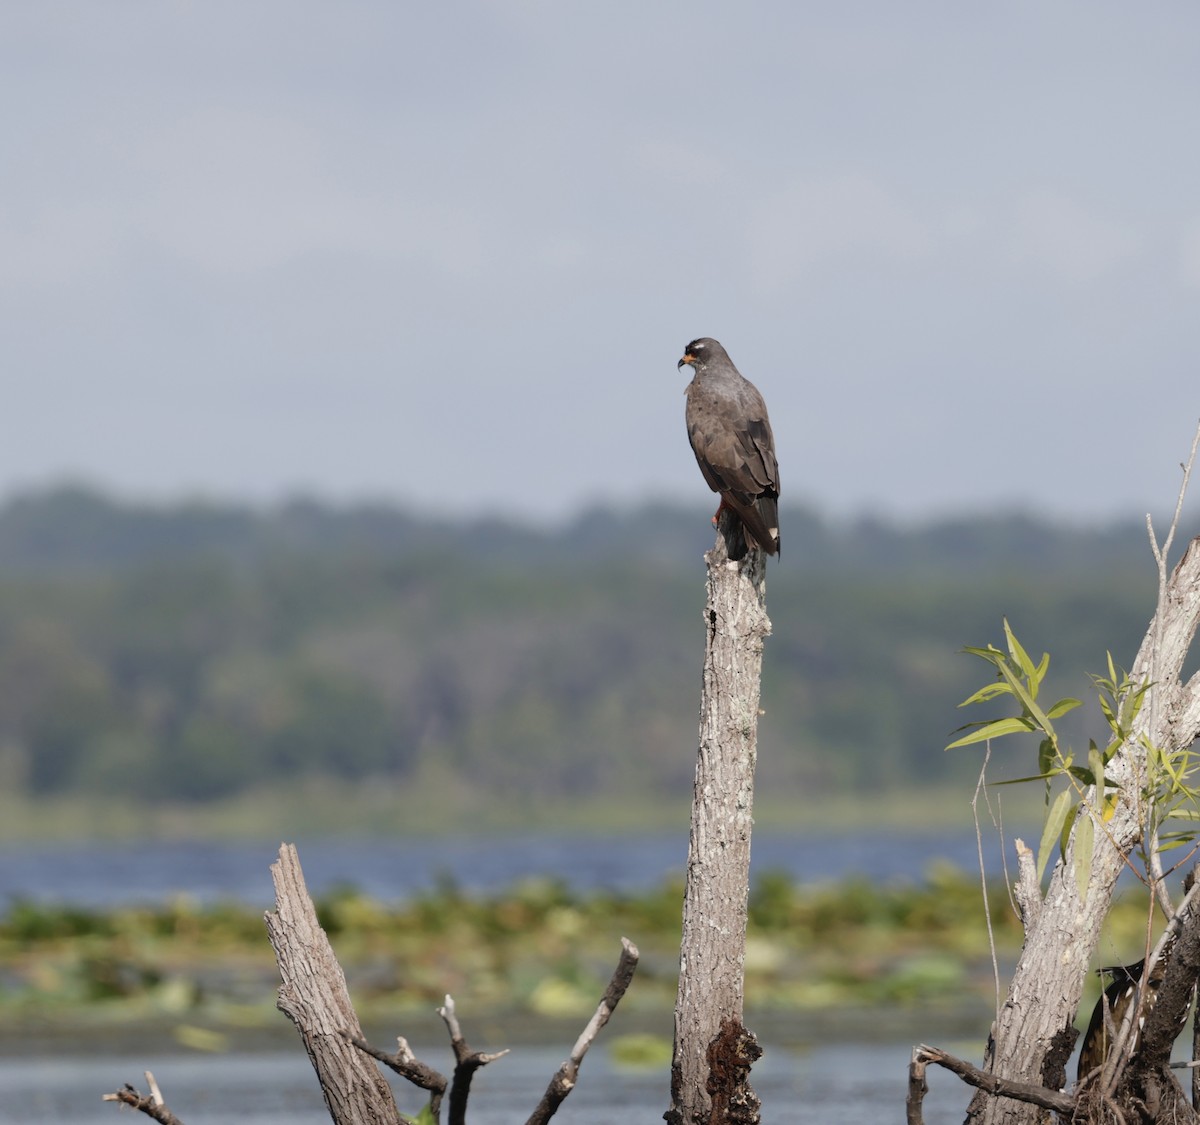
678, 337, 780, 561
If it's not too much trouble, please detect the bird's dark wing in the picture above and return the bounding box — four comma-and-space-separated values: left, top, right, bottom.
686, 379, 780, 555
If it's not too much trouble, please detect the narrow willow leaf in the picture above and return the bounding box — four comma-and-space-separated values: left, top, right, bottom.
992, 772, 1062, 787
994, 659, 1053, 733
1127, 683, 1149, 725
1033, 650, 1050, 683
1102, 791, 1118, 822
1003, 619, 1037, 682
958, 681, 1015, 707
1038, 790, 1072, 881
1073, 813, 1094, 899
945, 716, 1037, 750
1038, 737, 1055, 776
1059, 800, 1080, 863
962, 644, 1004, 662
1046, 697, 1082, 719
1089, 744, 1105, 812
1098, 692, 1117, 731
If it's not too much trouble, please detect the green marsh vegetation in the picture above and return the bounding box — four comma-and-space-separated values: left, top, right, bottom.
0, 871, 1162, 1048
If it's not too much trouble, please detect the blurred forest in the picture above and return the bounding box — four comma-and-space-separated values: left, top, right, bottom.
0, 484, 1168, 824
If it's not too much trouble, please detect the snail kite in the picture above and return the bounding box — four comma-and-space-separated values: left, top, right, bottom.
678, 337, 780, 561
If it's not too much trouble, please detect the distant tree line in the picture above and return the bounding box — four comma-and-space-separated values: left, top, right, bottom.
0, 484, 1160, 805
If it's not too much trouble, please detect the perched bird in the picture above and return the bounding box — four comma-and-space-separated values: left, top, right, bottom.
678, 338, 780, 561
1076, 943, 1185, 1084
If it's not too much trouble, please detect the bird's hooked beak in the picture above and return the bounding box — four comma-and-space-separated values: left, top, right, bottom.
678, 352, 696, 370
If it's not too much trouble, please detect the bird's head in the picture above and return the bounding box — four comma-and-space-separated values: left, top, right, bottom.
678, 337, 722, 371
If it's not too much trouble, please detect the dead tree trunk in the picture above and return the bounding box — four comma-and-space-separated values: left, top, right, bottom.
964, 535, 1200, 1124
266, 843, 400, 1125
667, 515, 771, 1125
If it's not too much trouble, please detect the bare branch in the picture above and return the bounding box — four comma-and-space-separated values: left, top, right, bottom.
526, 937, 640, 1125
437, 994, 509, 1125
1010, 838, 1040, 931
906, 1048, 928, 1125
970, 743, 1002, 1020
344, 1031, 446, 1122
101, 1072, 185, 1125
915, 1044, 1075, 1116
1145, 422, 1200, 919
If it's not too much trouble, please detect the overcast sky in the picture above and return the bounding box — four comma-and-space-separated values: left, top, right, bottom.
5, 3, 1200, 525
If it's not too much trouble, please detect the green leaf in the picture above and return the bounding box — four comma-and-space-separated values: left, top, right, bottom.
1089, 744, 1105, 808
1097, 690, 1117, 732
957, 681, 1015, 707
1073, 812, 1094, 899
1038, 790, 1072, 881
1003, 618, 1037, 683
962, 644, 1004, 663
1038, 737, 1056, 776
945, 716, 1037, 750
413, 1104, 438, 1125
994, 658, 1054, 734
991, 772, 1063, 787
1046, 697, 1082, 719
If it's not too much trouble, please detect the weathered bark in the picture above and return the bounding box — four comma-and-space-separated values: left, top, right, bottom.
266, 843, 400, 1125
967, 536, 1200, 1124
667, 515, 771, 1125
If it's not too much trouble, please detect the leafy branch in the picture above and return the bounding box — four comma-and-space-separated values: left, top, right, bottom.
945, 619, 1160, 895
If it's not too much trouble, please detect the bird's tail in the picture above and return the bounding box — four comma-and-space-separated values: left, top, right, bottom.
743, 495, 780, 557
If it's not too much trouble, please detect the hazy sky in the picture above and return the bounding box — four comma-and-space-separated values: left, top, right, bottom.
6, 3, 1200, 524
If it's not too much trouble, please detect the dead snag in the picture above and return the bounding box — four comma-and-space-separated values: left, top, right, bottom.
668, 514, 771, 1125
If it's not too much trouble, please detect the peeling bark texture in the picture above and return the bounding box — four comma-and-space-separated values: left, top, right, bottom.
967, 536, 1200, 1125
265, 843, 399, 1125
705, 1018, 763, 1125
667, 515, 771, 1125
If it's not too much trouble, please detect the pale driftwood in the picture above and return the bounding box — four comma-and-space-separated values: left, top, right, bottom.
526, 937, 640, 1125
266, 843, 401, 1125
667, 514, 770, 1125
965, 511, 1200, 1125
102, 1071, 185, 1125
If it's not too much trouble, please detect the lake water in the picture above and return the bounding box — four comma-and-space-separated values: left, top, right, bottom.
4, 1042, 970, 1124
0, 832, 1000, 1122
0, 828, 1020, 909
